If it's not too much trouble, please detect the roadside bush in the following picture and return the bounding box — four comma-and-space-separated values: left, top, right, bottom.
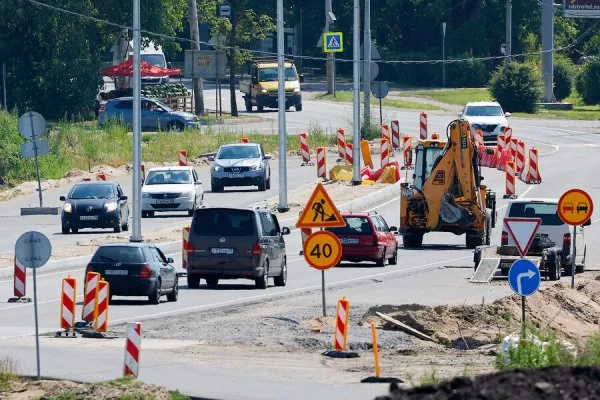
553, 57, 574, 102
446, 56, 490, 88
577, 60, 600, 105
488, 62, 542, 113
0, 110, 22, 186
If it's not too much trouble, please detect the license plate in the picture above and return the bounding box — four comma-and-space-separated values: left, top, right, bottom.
155, 199, 174, 204
340, 238, 359, 244
402, 188, 413, 197
80, 215, 98, 221
212, 248, 234, 255
500, 262, 513, 270
228, 174, 244, 178
105, 269, 128, 275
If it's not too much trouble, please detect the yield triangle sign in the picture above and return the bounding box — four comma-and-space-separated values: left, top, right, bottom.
504, 217, 542, 257
296, 183, 346, 228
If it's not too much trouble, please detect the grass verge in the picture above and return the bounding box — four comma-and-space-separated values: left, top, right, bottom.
398, 88, 492, 106
0, 357, 18, 393
315, 92, 442, 111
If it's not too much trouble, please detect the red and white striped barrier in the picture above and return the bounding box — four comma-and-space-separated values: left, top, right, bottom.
380, 138, 390, 168
123, 322, 142, 378
60, 276, 76, 330
391, 120, 400, 150
333, 297, 350, 351
402, 136, 412, 167
182, 226, 190, 270
345, 142, 353, 165
96, 173, 107, 181
178, 150, 188, 166
94, 280, 110, 332
510, 138, 518, 162
474, 129, 484, 147
504, 161, 517, 198
504, 127, 513, 143
13, 256, 26, 298
82, 272, 100, 322
336, 128, 346, 160
477, 146, 497, 168
419, 112, 428, 140
299, 132, 311, 165
522, 148, 542, 184
496, 135, 506, 170
316, 147, 326, 180
516, 140, 526, 176
381, 124, 391, 148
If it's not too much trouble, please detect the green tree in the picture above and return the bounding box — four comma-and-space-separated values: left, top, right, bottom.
578, 60, 600, 105
489, 62, 542, 113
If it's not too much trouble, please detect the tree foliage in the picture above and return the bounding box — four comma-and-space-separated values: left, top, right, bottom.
489, 62, 542, 113
553, 56, 574, 102
578, 60, 600, 105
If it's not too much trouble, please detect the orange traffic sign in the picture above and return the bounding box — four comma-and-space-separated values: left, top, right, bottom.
296, 183, 346, 228
303, 231, 342, 270
558, 189, 594, 226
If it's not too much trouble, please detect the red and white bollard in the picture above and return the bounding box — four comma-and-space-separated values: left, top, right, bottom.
316, 147, 327, 180
419, 112, 428, 140
504, 161, 517, 199
82, 272, 100, 322
60, 276, 76, 330
96, 173, 107, 181
391, 120, 400, 150
516, 140, 526, 176
299, 132, 311, 165
402, 136, 412, 167
345, 142, 353, 165
13, 256, 26, 299
333, 297, 350, 351
123, 322, 142, 378
524, 148, 542, 184
336, 128, 346, 160
178, 150, 188, 166
510, 138, 518, 162
380, 138, 390, 168
504, 127, 513, 143
381, 124, 391, 148
94, 279, 110, 332
496, 135, 506, 170
182, 226, 190, 270
474, 129, 484, 147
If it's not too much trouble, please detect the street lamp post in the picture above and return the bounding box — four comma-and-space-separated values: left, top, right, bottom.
130, 0, 142, 242
442, 22, 446, 89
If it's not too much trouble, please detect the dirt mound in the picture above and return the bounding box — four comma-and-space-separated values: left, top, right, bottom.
376, 366, 600, 400
364, 277, 600, 347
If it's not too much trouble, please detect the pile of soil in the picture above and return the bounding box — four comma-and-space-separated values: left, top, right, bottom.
376, 365, 600, 400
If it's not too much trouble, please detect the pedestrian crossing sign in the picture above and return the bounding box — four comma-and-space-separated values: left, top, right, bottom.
324, 32, 344, 53
296, 183, 346, 228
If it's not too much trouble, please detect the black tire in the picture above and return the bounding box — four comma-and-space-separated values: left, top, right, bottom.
212, 183, 223, 193
148, 280, 161, 304
485, 214, 492, 246
187, 274, 200, 289
147, 211, 155, 218
71, 228, 79, 234
388, 247, 398, 265
108, 294, 114, 305
376, 247, 387, 267
403, 234, 423, 248
62, 226, 69, 234
257, 104, 264, 112
296, 103, 303, 112
168, 120, 184, 132
122, 218, 129, 232
167, 279, 179, 302
205, 277, 219, 288
255, 261, 269, 289
245, 98, 253, 112
547, 257, 561, 281
258, 177, 267, 192
274, 258, 287, 287
466, 231, 484, 249
142, 211, 148, 218
114, 218, 122, 233
576, 247, 586, 273
266, 176, 271, 190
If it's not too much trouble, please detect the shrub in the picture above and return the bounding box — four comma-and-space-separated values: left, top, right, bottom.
447, 56, 490, 88
488, 62, 542, 113
577, 60, 600, 105
553, 57, 574, 102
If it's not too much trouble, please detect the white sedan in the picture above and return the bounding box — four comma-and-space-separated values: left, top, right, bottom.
141, 166, 204, 217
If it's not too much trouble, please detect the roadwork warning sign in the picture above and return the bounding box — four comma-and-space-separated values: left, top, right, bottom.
296, 183, 346, 228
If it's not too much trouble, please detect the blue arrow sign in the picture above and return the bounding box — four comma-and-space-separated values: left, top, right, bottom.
508, 259, 540, 297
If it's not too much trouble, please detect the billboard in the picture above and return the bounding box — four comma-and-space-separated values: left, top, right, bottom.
564, 0, 600, 18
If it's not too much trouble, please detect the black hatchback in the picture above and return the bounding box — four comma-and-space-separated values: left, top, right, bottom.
87, 243, 178, 304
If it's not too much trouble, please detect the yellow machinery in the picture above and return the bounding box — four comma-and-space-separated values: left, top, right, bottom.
400, 119, 497, 248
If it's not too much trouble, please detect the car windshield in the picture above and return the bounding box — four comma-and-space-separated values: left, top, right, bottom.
151, 99, 174, 112
258, 67, 298, 82
145, 170, 192, 185
327, 217, 372, 235
141, 54, 166, 68
508, 202, 563, 226
465, 106, 504, 117
217, 145, 260, 160
192, 209, 255, 236
69, 184, 114, 199
92, 246, 145, 263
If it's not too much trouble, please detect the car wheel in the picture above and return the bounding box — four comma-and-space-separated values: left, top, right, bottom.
257, 104, 264, 112
296, 103, 302, 112
576, 246, 586, 274
266, 176, 271, 190
388, 247, 398, 265
258, 177, 267, 192
465, 231, 484, 249
147, 211, 155, 218
114, 218, 122, 233
255, 261, 269, 289
187, 274, 200, 289
108, 294, 114, 305
168, 120, 184, 132
376, 247, 387, 267
547, 257, 561, 281
142, 211, 148, 218
274, 258, 287, 287
62, 226, 69, 234
167, 279, 179, 302
403, 233, 423, 248
212, 183, 223, 193
122, 218, 129, 231
71, 228, 79, 234
205, 277, 219, 288
148, 279, 161, 304
245, 98, 253, 112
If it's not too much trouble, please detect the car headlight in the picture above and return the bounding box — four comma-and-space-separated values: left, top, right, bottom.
142, 192, 151, 198
213, 164, 221, 171
293, 87, 300, 93
181, 191, 194, 198
104, 202, 118, 212
261, 89, 268, 93
63, 203, 72, 213
251, 163, 262, 171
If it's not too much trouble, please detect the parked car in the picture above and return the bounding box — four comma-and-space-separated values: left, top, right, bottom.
142, 166, 204, 217
327, 211, 398, 266
186, 207, 290, 289
209, 143, 272, 192
86, 243, 178, 304
60, 181, 129, 234
98, 97, 199, 132
458, 101, 511, 144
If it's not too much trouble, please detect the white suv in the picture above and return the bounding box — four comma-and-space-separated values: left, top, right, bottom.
459, 101, 511, 145
142, 166, 204, 217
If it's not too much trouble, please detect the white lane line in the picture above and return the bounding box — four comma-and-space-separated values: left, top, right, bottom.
496, 185, 536, 212
593, 217, 600, 223
365, 196, 400, 212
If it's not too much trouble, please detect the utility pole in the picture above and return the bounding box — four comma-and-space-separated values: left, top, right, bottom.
442, 22, 446, 88
130, 0, 142, 242
189, 0, 205, 115
277, 0, 288, 212
326, 0, 334, 94
229, 0, 240, 117
363, 0, 371, 129
541, 0, 555, 102
352, 0, 361, 185
506, 0, 512, 62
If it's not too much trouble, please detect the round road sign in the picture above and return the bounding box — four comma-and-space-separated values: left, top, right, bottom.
371, 81, 389, 99
558, 189, 594, 226
302, 231, 342, 270
15, 231, 52, 269
18, 111, 46, 141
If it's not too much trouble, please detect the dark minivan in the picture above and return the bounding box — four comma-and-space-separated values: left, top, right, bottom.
186, 207, 290, 289
87, 243, 178, 304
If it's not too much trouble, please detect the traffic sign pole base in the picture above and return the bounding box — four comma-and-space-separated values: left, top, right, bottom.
7, 296, 32, 303
361, 376, 403, 384
301, 162, 315, 167
322, 350, 360, 358
503, 194, 518, 199
55, 329, 78, 338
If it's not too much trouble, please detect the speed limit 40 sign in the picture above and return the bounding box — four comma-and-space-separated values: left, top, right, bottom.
302, 231, 342, 270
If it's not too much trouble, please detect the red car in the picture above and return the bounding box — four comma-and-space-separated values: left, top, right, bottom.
327, 212, 398, 266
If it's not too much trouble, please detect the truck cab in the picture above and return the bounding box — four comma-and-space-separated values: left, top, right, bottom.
240, 58, 303, 112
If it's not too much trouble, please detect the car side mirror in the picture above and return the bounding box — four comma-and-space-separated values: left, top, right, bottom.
59, 196, 66, 201
208, 155, 215, 161
281, 227, 291, 235
264, 154, 272, 160
457, 112, 463, 118
252, 77, 258, 85
505, 112, 512, 118
167, 257, 174, 263
583, 219, 591, 227
119, 195, 128, 201
167, 62, 173, 69
299, 74, 305, 83
195, 180, 202, 185
389, 226, 398, 232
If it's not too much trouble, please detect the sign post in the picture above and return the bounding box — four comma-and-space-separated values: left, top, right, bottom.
297, 184, 346, 316
18, 112, 47, 207
15, 231, 52, 380
558, 189, 594, 289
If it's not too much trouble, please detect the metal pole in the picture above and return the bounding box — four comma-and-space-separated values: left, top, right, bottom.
216, 52, 219, 117
2, 63, 6, 109
521, 295, 526, 339
571, 225, 577, 289
277, 0, 288, 212
332, 53, 336, 98
541, 0, 555, 102
321, 270, 326, 317
506, 0, 512, 62
352, 0, 361, 184
442, 22, 446, 89
363, 0, 371, 128
325, 0, 334, 94
130, 0, 142, 242
379, 97, 382, 127
31, 249, 41, 380
29, 113, 43, 207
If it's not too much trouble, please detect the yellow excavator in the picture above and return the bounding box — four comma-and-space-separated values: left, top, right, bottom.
399, 119, 497, 248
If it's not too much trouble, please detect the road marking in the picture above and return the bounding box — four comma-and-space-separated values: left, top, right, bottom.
496, 185, 536, 212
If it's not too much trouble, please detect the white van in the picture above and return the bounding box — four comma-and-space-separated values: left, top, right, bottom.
130, 41, 170, 85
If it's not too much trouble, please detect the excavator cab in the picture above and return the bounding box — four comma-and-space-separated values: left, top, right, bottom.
413, 140, 446, 190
